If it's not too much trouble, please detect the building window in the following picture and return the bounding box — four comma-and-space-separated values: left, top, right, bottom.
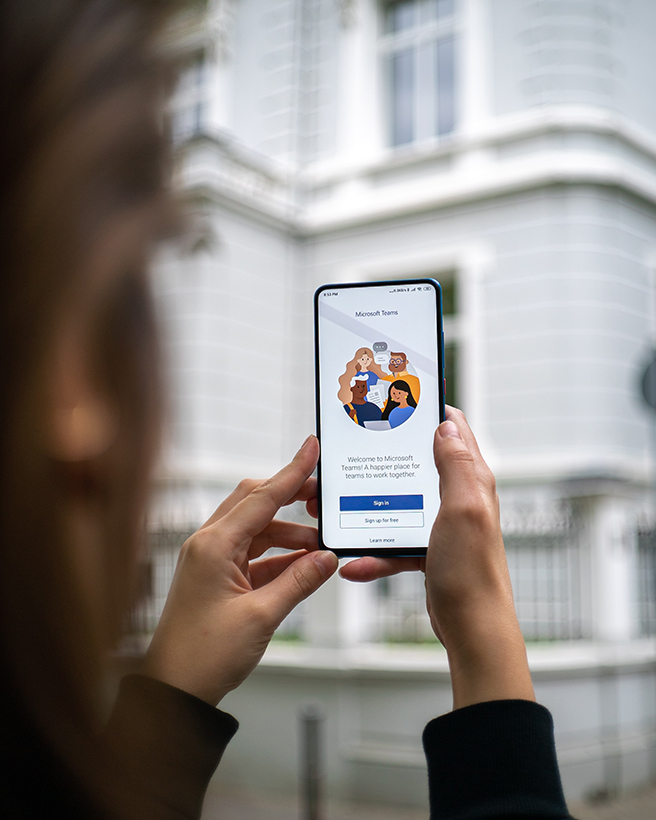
382, 0, 456, 147
170, 53, 209, 143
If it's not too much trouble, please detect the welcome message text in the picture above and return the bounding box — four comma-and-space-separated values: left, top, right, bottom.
340, 454, 421, 480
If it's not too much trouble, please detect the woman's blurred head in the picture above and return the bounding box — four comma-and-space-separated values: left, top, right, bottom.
0, 0, 180, 792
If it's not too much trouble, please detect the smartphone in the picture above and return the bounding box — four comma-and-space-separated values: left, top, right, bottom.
314, 279, 446, 557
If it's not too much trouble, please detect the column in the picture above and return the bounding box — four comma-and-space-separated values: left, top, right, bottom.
305, 571, 377, 648
335, 0, 383, 166
455, 0, 493, 176
589, 495, 639, 642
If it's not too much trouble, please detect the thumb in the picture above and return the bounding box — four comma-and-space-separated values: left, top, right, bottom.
256, 550, 338, 626
433, 419, 478, 502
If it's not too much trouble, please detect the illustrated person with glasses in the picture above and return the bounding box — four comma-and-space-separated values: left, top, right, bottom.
382, 351, 421, 402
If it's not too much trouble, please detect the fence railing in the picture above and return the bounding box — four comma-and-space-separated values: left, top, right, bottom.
374, 572, 434, 643
638, 526, 656, 637
132, 501, 656, 645
129, 528, 192, 636
373, 500, 584, 643
129, 530, 308, 639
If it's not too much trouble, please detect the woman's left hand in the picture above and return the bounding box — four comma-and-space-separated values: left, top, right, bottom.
142, 436, 337, 706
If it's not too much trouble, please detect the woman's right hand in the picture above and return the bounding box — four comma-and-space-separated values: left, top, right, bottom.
339, 407, 535, 710
142, 436, 337, 707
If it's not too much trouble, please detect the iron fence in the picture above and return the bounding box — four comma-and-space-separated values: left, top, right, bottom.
374, 500, 584, 643
129, 530, 306, 639
131, 498, 596, 644
374, 572, 434, 643
637, 526, 656, 636
129, 527, 192, 635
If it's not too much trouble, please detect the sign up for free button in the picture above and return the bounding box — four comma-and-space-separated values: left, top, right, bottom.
339, 495, 424, 529
340, 512, 424, 529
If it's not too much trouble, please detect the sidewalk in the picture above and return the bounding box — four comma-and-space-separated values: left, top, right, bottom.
570, 783, 656, 820
203, 791, 426, 819
203, 783, 656, 820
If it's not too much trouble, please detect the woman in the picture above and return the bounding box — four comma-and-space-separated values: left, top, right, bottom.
0, 2, 572, 819
337, 347, 388, 404
381, 379, 417, 428
0, 2, 337, 817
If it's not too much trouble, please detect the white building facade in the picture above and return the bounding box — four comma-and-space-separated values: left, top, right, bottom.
143, 0, 656, 807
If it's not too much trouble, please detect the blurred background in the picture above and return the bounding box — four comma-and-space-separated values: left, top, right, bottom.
123, 0, 656, 814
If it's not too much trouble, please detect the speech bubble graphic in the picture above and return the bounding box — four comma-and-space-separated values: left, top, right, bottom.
373, 341, 387, 352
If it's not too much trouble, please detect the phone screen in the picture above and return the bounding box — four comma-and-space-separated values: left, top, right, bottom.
314, 280, 445, 556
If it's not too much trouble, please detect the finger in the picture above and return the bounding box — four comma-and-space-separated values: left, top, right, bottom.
306, 497, 318, 519
282, 476, 317, 506
247, 520, 319, 560
445, 406, 485, 464
254, 550, 338, 625
249, 550, 308, 589
339, 556, 424, 582
433, 417, 480, 505
199, 478, 262, 529
218, 436, 320, 555
199, 475, 318, 531
441, 407, 497, 499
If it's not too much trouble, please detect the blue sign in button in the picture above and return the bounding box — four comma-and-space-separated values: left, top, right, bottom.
339, 494, 424, 512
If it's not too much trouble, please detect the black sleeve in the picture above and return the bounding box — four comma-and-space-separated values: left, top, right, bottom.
104, 674, 238, 820
422, 699, 574, 820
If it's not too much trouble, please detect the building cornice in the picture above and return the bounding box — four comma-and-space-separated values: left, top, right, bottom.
175, 106, 656, 235
492, 449, 653, 489
301, 150, 656, 234
175, 132, 298, 231
303, 105, 656, 185
254, 638, 656, 680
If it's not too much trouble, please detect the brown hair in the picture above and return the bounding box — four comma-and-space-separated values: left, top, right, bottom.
0, 0, 181, 815
337, 347, 388, 404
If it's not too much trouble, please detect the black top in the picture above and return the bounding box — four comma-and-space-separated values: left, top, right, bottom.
112, 679, 574, 819
423, 699, 573, 819
106, 675, 238, 818
0, 674, 237, 820
0, 674, 573, 819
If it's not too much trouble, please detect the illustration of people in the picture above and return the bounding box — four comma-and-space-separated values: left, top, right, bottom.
381, 351, 421, 402
337, 347, 388, 405
381, 380, 417, 428
343, 376, 383, 427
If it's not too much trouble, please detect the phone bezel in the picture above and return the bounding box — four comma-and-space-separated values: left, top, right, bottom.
314, 278, 446, 558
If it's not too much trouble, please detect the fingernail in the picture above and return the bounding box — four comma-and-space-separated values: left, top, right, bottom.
438, 420, 461, 440
315, 550, 338, 577
298, 434, 314, 453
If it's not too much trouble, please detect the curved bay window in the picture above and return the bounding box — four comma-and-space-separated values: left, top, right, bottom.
382, 0, 456, 147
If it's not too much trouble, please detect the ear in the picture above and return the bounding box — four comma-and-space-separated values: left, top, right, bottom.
45, 318, 117, 462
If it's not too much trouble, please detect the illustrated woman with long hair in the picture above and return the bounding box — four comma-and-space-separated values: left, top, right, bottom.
381, 380, 417, 428
337, 348, 387, 404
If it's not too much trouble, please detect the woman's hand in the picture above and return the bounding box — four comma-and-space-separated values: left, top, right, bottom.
339, 408, 535, 710
142, 436, 337, 706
